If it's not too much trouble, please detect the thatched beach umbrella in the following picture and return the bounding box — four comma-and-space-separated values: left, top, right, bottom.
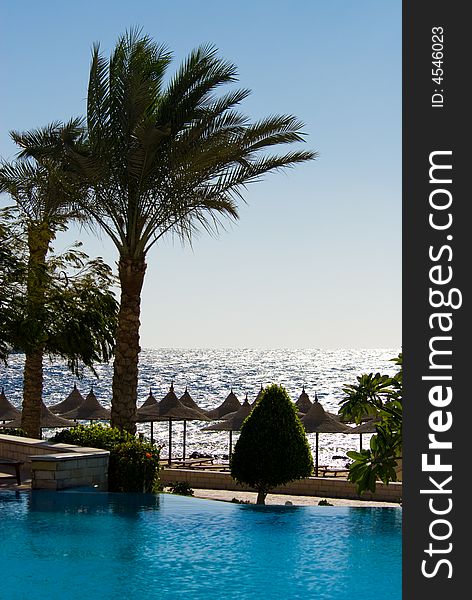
49, 384, 85, 415
301, 399, 351, 476
309, 392, 344, 422
201, 395, 253, 458
139, 388, 158, 411
347, 418, 380, 450
0, 388, 20, 422
250, 385, 264, 407
2, 402, 76, 438
61, 388, 111, 421
295, 387, 312, 414
136, 388, 159, 443
179, 387, 207, 417
178, 388, 209, 461
139, 383, 210, 465
205, 389, 241, 419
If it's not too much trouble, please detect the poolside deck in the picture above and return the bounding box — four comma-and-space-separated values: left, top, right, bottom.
0, 474, 399, 507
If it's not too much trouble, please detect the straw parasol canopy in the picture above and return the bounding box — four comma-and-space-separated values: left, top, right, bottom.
346, 417, 380, 450
337, 410, 377, 424
138, 383, 210, 465
250, 385, 264, 407
49, 384, 85, 415
156, 384, 207, 421
0, 388, 21, 422
179, 388, 208, 419
350, 419, 379, 434
201, 395, 253, 457
295, 387, 312, 414
205, 389, 241, 419
2, 402, 76, 436
301, 399, 351, 476
135, 388, 160, 443
138, 388, 159, 411
136, 390, 160, 419
178, 387, 210, 462
61, 388, 111, 421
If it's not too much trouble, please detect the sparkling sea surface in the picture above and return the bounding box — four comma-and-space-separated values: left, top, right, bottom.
0, 348, 400, 466
0, 490, 402, 600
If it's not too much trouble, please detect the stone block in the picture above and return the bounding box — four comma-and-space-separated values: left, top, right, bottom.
31, 461, 57, 471
34, 470, 56, 480
33, 479, 57, 490
57, 459, 79, 470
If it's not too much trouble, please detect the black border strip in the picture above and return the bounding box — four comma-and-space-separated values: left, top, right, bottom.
403, 2, 469, 597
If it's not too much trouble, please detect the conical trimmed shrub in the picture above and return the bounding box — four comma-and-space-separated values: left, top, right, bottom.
231, 383, 313, 504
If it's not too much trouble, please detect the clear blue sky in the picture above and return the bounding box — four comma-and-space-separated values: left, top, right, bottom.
1, 0, 401, 349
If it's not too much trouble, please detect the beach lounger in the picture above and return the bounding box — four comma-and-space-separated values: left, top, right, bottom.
185, 463, 230, 471
167, 457, 214, 468
318, 467, 350, 477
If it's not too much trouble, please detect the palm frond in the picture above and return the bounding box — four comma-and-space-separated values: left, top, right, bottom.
1, 120, 91, 227
75, 31, 316, 258
157, 44, 239, 134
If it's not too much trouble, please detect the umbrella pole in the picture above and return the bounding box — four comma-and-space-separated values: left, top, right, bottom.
359, 433, 363, 451
229, 430, 233, 459
315, 433, 319, 477
183, 420, 187, 461
151, 421, 154, 445
168, 419, 172, 466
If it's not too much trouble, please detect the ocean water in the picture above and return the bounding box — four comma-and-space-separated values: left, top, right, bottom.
0, 490, 402, 600
0, 348, 400, 466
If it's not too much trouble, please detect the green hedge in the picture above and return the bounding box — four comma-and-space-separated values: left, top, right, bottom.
0, 427, 28, 437
50, 424, 160, 493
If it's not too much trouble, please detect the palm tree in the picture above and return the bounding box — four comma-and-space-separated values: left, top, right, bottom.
0, 209, 27, 363
66, 30, 317, 432
0, 121, 117, 438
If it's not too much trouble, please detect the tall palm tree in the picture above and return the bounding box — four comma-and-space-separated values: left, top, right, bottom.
0, 121, 117, 438
66, 29, 317, 432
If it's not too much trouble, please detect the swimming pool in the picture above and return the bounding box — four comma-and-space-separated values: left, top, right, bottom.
1, 491, 401, 599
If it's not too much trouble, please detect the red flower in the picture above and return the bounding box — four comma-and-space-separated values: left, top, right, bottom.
145, 452, 152, 458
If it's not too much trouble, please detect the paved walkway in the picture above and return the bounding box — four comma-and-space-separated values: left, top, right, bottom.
186, 487, 400, 507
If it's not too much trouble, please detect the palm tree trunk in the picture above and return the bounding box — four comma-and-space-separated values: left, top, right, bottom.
22, 348, 44, 438
21, 224, 50, 438
111, 256, 146, 433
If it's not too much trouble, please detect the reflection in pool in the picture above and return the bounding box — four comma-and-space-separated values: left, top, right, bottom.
1, 491, 401, 599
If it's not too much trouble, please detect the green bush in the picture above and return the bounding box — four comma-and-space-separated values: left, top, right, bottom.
50, 424, 160, 493
50, 423, 131, 449
168, 481, 194, 496
1, 427, 28, 437
231, 384, 313, 504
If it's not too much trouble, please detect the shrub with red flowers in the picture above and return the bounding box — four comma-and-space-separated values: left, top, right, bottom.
50, 424, 161, 493
109, 440, 161, 493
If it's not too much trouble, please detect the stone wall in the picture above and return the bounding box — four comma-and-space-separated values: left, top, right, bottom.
0, 434, 109, 491
160, 468, 402, 503
31, 452, 109, 491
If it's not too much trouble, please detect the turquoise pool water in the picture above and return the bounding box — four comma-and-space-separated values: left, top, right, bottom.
1, 491, 401, 599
